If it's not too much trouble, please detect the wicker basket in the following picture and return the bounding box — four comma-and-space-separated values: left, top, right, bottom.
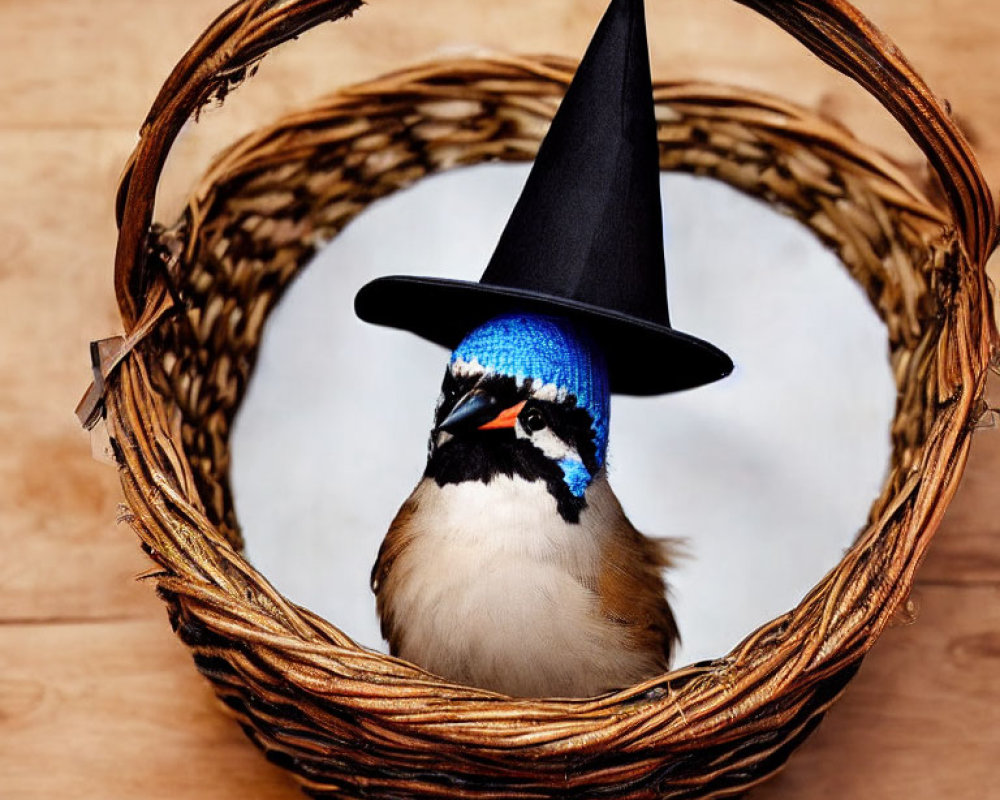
78, 1, 998, 797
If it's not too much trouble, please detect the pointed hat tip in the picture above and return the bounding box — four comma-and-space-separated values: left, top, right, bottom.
354, 0, 735, 396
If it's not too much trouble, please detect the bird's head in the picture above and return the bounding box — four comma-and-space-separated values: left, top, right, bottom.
424, 313, 610, 522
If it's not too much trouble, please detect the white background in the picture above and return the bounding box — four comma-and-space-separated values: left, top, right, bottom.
230, 166, 896, 667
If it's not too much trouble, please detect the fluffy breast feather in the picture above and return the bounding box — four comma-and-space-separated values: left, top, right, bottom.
372, 474, 679, 698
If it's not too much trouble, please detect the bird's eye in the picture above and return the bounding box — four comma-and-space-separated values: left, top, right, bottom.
523, 407, 547, 432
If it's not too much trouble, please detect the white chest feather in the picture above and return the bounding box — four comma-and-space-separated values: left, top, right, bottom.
379, 476, 661, 697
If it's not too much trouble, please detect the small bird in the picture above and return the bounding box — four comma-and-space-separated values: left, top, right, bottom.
356, 0, 733, 697
372, 313, 679, 698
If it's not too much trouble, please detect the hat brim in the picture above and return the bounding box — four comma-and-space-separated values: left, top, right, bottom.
354, 276, 733, 395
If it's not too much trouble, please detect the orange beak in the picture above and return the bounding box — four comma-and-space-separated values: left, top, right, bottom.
478, 400, 527, 431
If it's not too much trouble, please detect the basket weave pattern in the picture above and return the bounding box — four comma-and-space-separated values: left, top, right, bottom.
89, 1, 996, 798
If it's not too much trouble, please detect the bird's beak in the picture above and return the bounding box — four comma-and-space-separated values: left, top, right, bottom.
437, 390, 497, 433
477, 400, 527, 430
437, 391, 526, 434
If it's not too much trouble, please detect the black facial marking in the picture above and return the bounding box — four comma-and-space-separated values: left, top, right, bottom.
425, 372, 600, 523
519, 393, 600, 478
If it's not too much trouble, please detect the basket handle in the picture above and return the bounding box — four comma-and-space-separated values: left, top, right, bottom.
113, 0, 997, 329
734, 0, 996, 267
113, 0, 363, 328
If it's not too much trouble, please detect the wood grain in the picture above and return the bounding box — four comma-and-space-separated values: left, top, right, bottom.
761, 584, 1000, 799
918, 414, 1000, 586
0, 128, 157, 621
0, 0, 997, 798
0, 619, 299, 800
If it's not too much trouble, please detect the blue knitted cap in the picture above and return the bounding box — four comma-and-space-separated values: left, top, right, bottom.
450, 313, 610, 467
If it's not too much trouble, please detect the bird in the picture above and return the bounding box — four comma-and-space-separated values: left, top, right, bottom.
371, 312, 680, 698
356, 0, 732, 697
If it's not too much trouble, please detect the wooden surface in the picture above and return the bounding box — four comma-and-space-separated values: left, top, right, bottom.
1, 1, 997, 798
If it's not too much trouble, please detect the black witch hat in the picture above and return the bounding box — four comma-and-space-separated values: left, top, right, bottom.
354, 0, 732, 395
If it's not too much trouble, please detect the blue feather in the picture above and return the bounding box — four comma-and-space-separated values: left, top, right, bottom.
558, 458, 592, 498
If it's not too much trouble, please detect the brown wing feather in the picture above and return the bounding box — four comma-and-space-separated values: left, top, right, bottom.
370, 495, 419, 652
597, 516, 681, 668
